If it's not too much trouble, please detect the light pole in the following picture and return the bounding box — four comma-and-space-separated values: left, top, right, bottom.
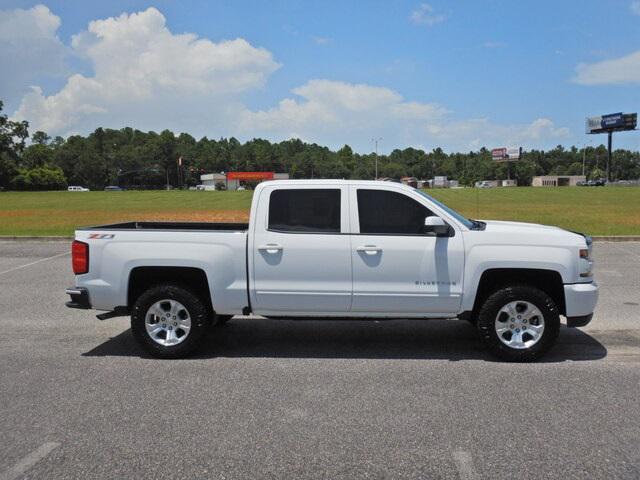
372, 137, 382, 180
581, 140, 591, 176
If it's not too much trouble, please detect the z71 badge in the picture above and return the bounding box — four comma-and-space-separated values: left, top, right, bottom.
88, 233, 115, 239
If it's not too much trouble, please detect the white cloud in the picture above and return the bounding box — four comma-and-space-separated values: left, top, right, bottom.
410, 3, 446, 26
8, 6, 570, 153
238, 80, 448, 147
574, 50, 640, 85
425, 117, 570, 151
239, 80, 568, 152
14, 7, 280, 135
631, 1, 640, 15
0, 4, 66, 101
313, 36, 331, 45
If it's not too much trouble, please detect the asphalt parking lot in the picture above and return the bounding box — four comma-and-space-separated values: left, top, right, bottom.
1, 240, 639, 480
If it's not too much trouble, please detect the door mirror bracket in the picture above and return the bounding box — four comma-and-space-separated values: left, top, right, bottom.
424, 216, 453, 237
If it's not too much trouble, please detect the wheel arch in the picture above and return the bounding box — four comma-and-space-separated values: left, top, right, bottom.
471, 268, 566, 317
127, 266, 213, 313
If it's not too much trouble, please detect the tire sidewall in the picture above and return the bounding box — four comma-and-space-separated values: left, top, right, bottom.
131, 284, 208, 358
477, 285, 560, 362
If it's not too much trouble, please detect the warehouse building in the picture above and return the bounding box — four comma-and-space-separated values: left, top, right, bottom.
531, 175, 586, 187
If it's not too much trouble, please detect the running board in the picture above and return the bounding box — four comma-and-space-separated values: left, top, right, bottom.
96, 307, 128, 321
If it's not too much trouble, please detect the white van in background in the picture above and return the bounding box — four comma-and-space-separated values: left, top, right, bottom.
67, 186, 90, 192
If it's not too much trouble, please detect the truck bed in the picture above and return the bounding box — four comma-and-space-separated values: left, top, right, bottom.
79, 221, 249, 231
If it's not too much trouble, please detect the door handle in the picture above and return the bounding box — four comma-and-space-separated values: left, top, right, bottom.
356, 245, 382, 255
258, 243, 283, 254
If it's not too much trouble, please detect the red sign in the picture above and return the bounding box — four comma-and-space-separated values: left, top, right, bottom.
226, 172, 274, 181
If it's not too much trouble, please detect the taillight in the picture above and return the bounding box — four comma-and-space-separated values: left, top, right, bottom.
72, 240, 89, 274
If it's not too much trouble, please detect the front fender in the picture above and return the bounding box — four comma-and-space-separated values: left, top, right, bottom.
461, 244, 574, 312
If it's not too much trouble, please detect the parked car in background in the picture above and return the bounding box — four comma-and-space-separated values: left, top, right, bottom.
104, 186, 124, 191
68, 186, 90, 192
585, 179, 606, 187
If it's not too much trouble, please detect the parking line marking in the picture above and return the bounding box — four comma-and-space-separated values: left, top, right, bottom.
0, 252, 69, 276
614, 243, 640, 261
0, 442, 60, 480
452, 450, 479, 480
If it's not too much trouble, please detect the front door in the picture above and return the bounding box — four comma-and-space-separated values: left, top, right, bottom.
350, 187, 464, 314
251, 185, 352, 314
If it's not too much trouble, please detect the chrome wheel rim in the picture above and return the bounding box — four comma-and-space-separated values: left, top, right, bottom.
494, 300, 545, 349
145, 299, 191, 347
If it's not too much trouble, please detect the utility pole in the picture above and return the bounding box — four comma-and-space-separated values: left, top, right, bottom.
606, 131, 612, 182
372, 137, 382, 180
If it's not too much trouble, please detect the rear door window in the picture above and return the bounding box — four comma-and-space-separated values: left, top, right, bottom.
268, 189, 341, 233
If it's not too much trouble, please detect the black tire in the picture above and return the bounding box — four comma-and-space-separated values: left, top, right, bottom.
477, 285, 560, 362
131, 284, 209, 359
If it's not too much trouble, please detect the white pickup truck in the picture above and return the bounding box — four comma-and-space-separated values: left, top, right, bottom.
66, 180, 598, 361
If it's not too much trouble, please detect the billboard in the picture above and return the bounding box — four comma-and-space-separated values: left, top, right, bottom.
492, 147, 521, 162
586, 112, 637, 134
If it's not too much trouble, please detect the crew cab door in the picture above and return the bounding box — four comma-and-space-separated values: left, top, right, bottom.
250, 184, 352, 314
349, 186, 464, 314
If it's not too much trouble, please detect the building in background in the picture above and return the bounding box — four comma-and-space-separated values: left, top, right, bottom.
200, 172, 289, 190
531, 175, 586, 187
400, 176, 418, 188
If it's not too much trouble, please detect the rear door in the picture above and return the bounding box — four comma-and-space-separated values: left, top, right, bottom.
251, 184, 352, 314
349, 185, 464, 314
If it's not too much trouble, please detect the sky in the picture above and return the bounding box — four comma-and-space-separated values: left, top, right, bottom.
1, 0, 639, 154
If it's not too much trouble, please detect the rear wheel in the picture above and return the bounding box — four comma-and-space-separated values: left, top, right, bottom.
477, 285, 560, 362
131, 284, 209, 358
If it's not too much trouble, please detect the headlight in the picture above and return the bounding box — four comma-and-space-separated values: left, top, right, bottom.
579, 248, 593, 278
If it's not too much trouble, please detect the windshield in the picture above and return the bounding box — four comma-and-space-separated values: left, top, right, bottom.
413, 188, 474, 229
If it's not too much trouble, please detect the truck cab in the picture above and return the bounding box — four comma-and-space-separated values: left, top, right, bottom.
66, 180, 598, 361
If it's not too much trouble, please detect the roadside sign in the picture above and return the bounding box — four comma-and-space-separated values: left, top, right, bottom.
586, 112, 637, 134
492, 147, 521, 162
226, 172, 274, 181
491, 148, 507, 161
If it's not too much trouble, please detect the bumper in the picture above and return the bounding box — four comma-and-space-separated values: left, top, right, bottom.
65, 287, 91, 309
567, 313, 593, 328
564, 282, 598, 327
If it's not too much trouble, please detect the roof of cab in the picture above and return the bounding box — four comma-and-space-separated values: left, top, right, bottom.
258, 179, 414, 189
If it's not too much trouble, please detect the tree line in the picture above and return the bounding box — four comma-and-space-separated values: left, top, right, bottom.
1, 100, 639, 191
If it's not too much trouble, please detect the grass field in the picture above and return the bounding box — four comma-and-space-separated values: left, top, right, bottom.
1, 187, 639, 236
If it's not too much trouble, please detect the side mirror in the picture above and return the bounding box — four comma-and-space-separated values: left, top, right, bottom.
424, 216, 452, 237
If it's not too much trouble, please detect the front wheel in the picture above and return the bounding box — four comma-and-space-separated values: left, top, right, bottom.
131, 284, 209, 358
477, 285, 560, 362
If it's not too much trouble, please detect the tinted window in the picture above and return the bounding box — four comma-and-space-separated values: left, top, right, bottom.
357, 189, 433, 234
269, 189, 341, 233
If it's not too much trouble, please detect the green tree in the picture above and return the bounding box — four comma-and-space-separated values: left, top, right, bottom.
590, 167, 604, 180
31, 131, 51, 145
11, 165, 66, 191
0, 100, 29, 189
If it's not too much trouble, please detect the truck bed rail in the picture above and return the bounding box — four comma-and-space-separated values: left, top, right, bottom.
78, 221, 249, 231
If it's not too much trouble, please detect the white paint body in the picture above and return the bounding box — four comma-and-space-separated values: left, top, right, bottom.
73, 180, 598, 319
